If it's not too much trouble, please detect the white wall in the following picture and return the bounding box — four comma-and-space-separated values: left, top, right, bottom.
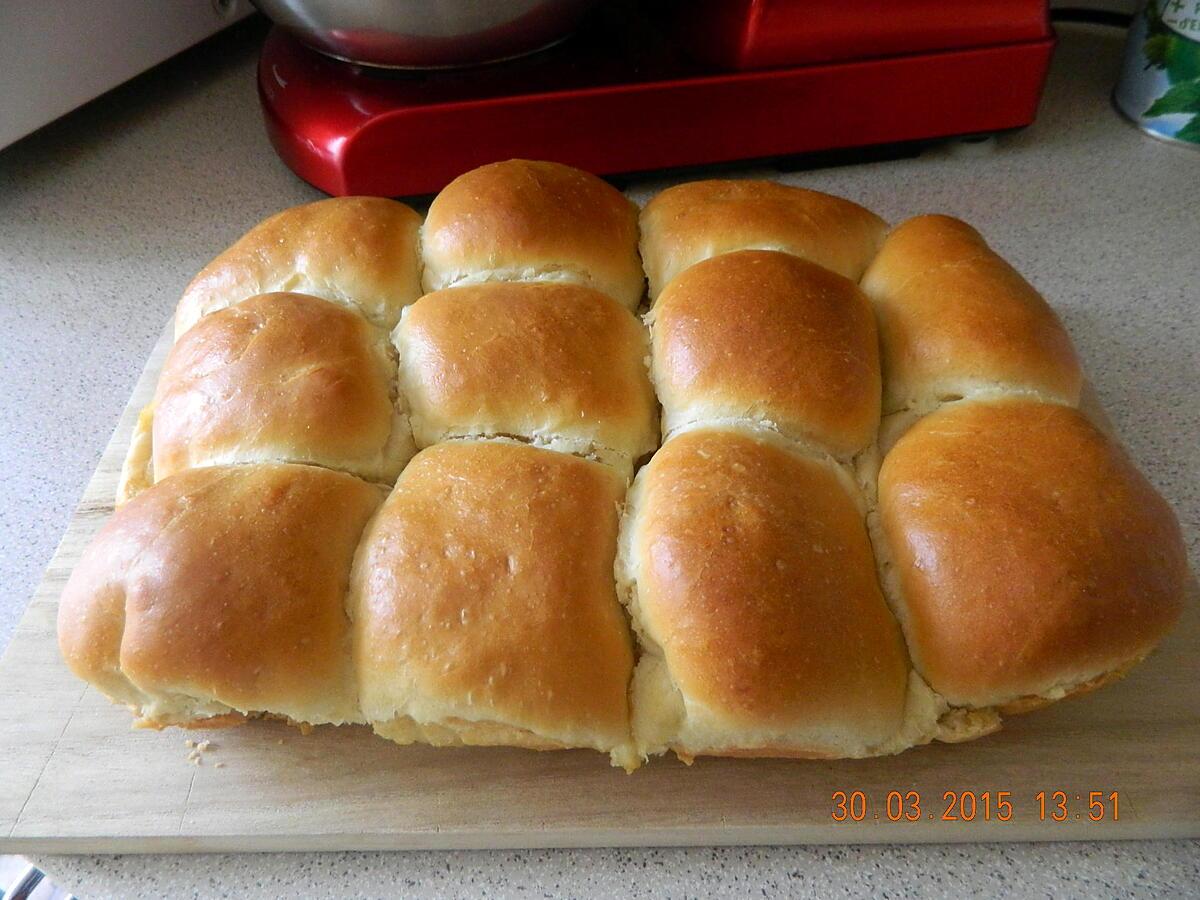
0, 0, 252, 149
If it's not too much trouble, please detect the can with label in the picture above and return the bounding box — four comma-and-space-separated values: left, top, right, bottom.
1113, 0, 1200, 148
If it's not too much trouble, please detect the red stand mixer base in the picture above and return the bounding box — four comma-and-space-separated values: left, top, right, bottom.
258, 25, 1054, 198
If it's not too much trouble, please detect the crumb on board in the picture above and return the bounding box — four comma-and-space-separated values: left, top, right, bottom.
184, 738, 216, 766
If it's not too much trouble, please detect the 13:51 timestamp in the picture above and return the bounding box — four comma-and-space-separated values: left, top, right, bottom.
831, 789, 1121, 823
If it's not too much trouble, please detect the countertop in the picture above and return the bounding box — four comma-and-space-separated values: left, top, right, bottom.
0, 18, 1196, 900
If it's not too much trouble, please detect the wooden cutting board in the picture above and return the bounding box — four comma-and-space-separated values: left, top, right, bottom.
1, 325, 1197, 853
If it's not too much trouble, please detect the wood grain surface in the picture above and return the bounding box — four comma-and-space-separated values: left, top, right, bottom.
0, 325, 1196, 853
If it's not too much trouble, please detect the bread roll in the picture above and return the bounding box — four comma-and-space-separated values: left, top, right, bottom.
396, 282, 657, 470
134, 293, 414, 494
639, 179, 886, 298
58, 164, 1188, 771
876, 399, 1186, 710
650, 250, 879, 458
421, 159, 644, 309
176, 197, 422, 338
58, 464, 383, 729
861, 215, 1083, 415
619, 426, 939, 762
351, 440, 637, 770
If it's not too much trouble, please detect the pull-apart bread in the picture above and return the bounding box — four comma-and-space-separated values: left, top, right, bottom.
120, 292, 415, 500
421, 159, 645, 309
861, 215, 1182, 721
639, 178, 887, 299
876, 400, 1186, 713
396, 281, 657, 472
618, 426, 943, 762
861, 214, 1083, 421
59, 464, 382, 729
628, 182, 1183, 762
351, 440, 637, 771
647, 249, 879, 459
176, 196, 423, 338
59, 161, 1188, 772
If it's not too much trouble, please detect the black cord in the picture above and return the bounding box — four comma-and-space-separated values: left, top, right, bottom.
1050, 7, 1133, 27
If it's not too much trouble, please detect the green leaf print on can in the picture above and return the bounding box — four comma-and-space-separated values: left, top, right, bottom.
1165, 37, 1200, 83
1121, 0, 1200, 145
1144, 78, 1200, 116
1175, 115, 1200, 141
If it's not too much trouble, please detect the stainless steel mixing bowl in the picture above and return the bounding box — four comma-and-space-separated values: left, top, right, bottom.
251, 0, 601, 68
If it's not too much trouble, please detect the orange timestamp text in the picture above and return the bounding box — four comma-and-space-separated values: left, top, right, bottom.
830, 790, 1121, 823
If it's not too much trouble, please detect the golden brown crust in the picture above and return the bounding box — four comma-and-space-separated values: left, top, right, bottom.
135, 712, 248, 731
58, 464, 383, 726
861, 215, 1083, 413
154, 293, 413, 485
421, 160, 644, 309
60, 169, 1183, 769
351, 440, 636, 762
625, 427, 911, 757
996, 660, 1136, 716
650, 250, 880, 457
878, 399, 1187, 708
396, 282, 658, 464
176, 197, 422, 338
639, 179, 886, 297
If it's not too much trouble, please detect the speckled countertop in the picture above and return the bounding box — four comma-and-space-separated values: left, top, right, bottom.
1, 18, 1196, 900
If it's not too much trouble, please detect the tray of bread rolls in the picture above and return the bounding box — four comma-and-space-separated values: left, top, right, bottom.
1, 160, 1196, 851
